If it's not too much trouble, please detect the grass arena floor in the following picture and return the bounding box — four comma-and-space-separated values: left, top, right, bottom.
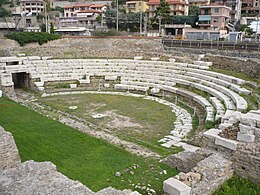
39, 93, 182, 156
0, 97, 178, 194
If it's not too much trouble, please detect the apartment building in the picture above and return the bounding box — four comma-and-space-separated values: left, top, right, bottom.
211, 0, 242, 23
126, 0, 149, 13
198, 4, 232, 30
20, 0, 45, 16
241, 0, 260, 16
188, 0, 210, 6
60, 4, 107, 27
147, 0, 189, 18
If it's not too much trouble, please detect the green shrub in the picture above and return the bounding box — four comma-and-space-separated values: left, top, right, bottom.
5, 32, 60, 46
93, 29, 120, 36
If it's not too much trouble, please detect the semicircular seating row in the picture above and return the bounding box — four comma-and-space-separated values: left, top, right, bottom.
25, 59, 250, 122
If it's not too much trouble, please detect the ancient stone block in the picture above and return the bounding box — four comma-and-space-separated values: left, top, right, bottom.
134, 56, 143, 60
104, 83, 110, 88
215, 136, 238, 150
239, 124, 255, 135
237, 132, 255, 143
163, 178, 191, 195
151, 57, 160, 61
169, 58, 176, 62
0, 126, 21, 170
70, 84, 77, 89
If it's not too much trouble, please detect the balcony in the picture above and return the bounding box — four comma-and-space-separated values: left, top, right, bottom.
199, 15, 211, 21
127, 4, 136, 8
198, 22, 211, 27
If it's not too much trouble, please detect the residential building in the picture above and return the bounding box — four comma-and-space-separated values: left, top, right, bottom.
188, 0, 210, 6
198, 4, 232, 30
60, 4, 107, 28
241, 0, 260, 16
211, 0, 242, 23
54, 27, 91, 36
20, 0, 45, 16
185, 28, 228, 40
240, 16, 257, 24
126, 0, 149, 13
147, 0, 189, 18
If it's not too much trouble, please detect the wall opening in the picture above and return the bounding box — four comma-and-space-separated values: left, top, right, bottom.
12, 72, 30, 89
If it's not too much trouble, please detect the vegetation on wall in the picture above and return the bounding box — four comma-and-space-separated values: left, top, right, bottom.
5, 32, 60, 46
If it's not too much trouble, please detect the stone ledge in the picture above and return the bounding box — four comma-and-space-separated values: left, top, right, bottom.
237, 132, 255, 143
215, 136, 238, 151
163, 178, 191, 195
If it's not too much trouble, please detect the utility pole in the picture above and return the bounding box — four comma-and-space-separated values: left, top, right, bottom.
116, 0, 119, 31
144, 15, 147, 36
44, 1, 48, 33
158, 16, 162, 36
140, 0, 142, 36
256, 3, 260, 42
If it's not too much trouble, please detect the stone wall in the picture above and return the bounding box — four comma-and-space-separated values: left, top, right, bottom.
0, 126, 21, 170
0, 37, 164, 59
0, 37, 197, 63
232, 142, 260, 183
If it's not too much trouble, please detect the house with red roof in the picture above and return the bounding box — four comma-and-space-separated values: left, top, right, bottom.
60, 3, 107, 28
147, 0, 189, 18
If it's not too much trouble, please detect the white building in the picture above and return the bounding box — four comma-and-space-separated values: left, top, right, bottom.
20, 0, 46, 16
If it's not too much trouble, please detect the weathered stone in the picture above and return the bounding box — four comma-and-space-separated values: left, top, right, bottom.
237, 132, 255, 143
0, 126, 21, 170
69, 84, 77, 89
215, 136, 238, 151
163, 178, 191, 195
239, 124, 255, 135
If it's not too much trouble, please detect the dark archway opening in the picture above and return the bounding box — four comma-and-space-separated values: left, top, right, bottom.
12, 72, 30, 89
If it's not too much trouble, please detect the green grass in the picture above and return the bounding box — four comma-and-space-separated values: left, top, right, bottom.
39, 94, 177, 147
213, 175, 260, 195
210, 67, 260, 85
0, 97, 178, 194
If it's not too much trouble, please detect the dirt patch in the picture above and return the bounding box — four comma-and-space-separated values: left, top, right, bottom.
97, 110, 144, 129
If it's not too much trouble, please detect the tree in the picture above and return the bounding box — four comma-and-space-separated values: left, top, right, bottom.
188, 5, 199, 16
0, 7, 11, 17
0, 0, 8, 7
155, 0, 171, 24
50, 22, 54, 34
239, 24, 253, 36
40, 23, 46, 32
111, 0, 116, 8
171, 15, 198, 27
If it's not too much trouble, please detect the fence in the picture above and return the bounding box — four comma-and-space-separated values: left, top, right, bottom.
162, 39, 260, 52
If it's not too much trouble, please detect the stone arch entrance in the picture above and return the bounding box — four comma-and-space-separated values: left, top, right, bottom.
12, 72, 30, 89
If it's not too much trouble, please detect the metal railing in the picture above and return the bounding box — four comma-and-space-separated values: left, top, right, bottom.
162, 39, 260, 52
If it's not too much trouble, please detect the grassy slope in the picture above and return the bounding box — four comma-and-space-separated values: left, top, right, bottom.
213, 175, 260, 195
0, 97, 177, 193
39, 94, 180, 156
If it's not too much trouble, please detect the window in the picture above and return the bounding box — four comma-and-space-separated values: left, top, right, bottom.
255, 3, 258, 6
213, 18, 218, 22
214, 8, 219, 13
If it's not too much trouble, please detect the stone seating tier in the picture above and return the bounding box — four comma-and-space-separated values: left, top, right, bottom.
27, 61, 246, 110
1, 58, 251, 121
